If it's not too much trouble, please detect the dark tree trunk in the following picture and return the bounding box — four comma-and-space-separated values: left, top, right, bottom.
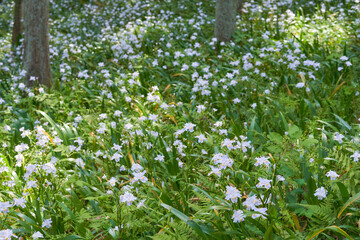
215, 0, 237, 42
11, 0, 23, 48
235, 0, 244, 12
23, 0, 51, 87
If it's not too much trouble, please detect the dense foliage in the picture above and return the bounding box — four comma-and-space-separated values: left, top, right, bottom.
1, 0, 360, 239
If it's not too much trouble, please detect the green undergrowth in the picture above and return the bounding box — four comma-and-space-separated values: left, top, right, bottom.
0, 0, 360, 239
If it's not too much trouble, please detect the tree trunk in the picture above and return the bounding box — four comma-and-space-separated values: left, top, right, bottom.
235, 0, 243, 12
215, 0, 237, 42
23, 0, 51, 87
11, 0, 23, 48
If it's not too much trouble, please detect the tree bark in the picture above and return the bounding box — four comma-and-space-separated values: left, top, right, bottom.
235, 0, 243, 12
215, 0, 237, 42
11, 0, 23, 48
23, 0, 52, 87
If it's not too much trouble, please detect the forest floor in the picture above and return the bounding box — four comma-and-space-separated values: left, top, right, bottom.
1, 0, 360, 239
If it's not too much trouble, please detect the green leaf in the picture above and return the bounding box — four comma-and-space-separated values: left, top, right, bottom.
266, 145, 282, 153
58, 201, 77, 221
80, 85, 96, 97
247, 116, 257, 142
306, 226, 353, 240
268, 132, 283, 144
336, 182, 350, 202
161, 203, 208, 239
337, 191, 360, 218
37, 110, 67, 143
304, 99, 317, 116
264, 225, 273, 240
57, 235, 84, 240
333, 114, 352, 131
191, 184, 217, 204
288, 125, 302, 139
302, 138, 318, 147
317, 120, 339, 132
108, 228, 117, 240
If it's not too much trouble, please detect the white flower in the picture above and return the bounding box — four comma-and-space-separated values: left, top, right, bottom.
314, 187, 327, 200
152, 59, 158, 67
174, 129, 185, 137
109, 177, 117, 187
325, 170, 339, 180
0, 229, 15, 239
137, 199, 146, 209
254, 156, 270, 167
252, 207, 267, 219
256, 178, 272, 189
333, 132, 344, 144
148, 114, 158, 122
131, 164, 143, 172
350, 151, 360, 162
132, 171, 148, 184
53, 136, 63, 145
15, 143, 29, 152
75, 158, 85, 168
340, 56, 348, 61
219, 129, 228, 135
15, 154, 24, 168
120, 191, 137, 206
277, 175, 285, 181
32, 231, 43, 239
214, 121, 223, 127
124, 123, 133, 130
13, 197, 26, 208
184, 122, 196, 132
26, 180, 37, 189
196, 105, 206, 113
232, 210, 245, 223
155, 155, 165, 162
42, 218, 52, 228
74, 137, 84, 146
68, 145, 76, 152
217, 154, 233, 169
111, 153, 122, 162
112, 144, 122, 151
0, 201, 12, 214
114, 110, 122, 117
243, 195, 261, 211
147, 93, 161, 103
160, 103, 169, 110
195, 134, 206, 143
208, 166, 221, 177
42, 162, 56, 175
296, 82, 305, 88
20, 130, 31, 138
225, 186, 242, 203
99, 113, 107, 119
